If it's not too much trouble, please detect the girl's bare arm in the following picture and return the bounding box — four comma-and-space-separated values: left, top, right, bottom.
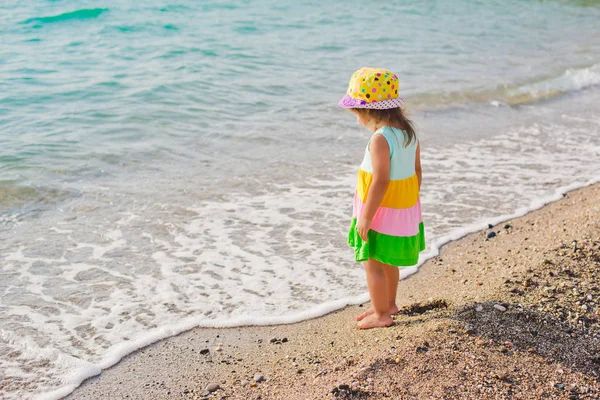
362, 134, 390, 220
415, 141, 422, 191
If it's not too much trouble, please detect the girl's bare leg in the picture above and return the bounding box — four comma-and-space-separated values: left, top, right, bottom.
356, 263, 399, 321
356, 259, 394, 329
383, 264, 400, 313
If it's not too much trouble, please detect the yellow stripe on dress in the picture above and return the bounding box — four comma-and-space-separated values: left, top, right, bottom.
356, 169, 419, 209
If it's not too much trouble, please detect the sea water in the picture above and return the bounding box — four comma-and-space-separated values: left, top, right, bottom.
1, 1, 600, 398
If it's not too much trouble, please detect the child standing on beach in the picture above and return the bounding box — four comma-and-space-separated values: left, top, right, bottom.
339, 67, 425, 330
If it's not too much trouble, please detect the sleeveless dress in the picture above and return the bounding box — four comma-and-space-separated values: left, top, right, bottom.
348, 126, 425, 266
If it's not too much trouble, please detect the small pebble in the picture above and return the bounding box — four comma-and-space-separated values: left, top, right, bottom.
254, 374, 265, 382
494, 304, 507, 312
205, 383, 220, 393
504, 224, 512, 229
555, 383, 565, 389
240, 380, 249, 386
487, 231, 497, 239
200, 349, 209, 355
476, 305, 483, 312
580, 386, 589, 394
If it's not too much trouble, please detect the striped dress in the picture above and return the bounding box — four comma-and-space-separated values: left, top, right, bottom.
348, 126, 425, 266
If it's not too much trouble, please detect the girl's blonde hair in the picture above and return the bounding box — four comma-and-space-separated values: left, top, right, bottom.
352, 107, 417, 147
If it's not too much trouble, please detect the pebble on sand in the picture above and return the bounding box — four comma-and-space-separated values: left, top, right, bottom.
494, 304, 507, 312
487, 231, 497, 239
254, 374, 265, 382
465, 324, 476, 334
205, 383, 220, 393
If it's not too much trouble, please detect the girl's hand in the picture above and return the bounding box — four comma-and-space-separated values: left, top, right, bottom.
357, 216, 372, 242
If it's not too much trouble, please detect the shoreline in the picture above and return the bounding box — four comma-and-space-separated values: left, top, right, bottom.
64, 182, 600, 400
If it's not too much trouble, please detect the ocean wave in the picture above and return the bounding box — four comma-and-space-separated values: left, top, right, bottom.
507, 62, 600, 102
411, 62, 600, 110
22, 8, 108, 25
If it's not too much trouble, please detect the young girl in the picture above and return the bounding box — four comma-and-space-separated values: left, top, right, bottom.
339, 67, 425, 330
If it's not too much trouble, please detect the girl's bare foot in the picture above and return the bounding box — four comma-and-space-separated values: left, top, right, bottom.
356, 313, 394, 330
355, 304, 399, 321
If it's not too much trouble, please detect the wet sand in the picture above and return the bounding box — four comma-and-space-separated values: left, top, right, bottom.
67, 183, 600, 400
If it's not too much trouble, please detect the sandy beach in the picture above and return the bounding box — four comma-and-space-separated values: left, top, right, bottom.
67, 182, 600, 400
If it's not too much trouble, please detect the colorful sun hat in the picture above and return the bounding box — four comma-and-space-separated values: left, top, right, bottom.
338, 67, 405, 109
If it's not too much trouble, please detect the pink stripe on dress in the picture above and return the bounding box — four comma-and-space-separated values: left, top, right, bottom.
353, 192, 423, 237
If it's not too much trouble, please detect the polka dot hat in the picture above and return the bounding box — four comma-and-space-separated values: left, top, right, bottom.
338, 67, 405, 109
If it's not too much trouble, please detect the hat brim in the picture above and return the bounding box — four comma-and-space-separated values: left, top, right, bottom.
338, 94, 405, 110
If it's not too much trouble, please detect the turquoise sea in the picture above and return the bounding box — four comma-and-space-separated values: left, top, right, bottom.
1, 1, 600, 398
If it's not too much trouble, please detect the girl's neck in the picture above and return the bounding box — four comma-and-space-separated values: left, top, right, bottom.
370, 123, 386, 133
